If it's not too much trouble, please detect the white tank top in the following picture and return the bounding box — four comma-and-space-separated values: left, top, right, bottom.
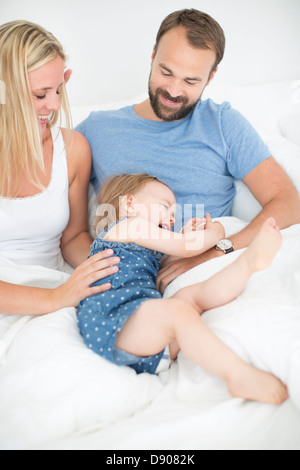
0, 128, 70, 270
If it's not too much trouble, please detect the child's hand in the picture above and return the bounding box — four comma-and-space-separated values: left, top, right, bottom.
205, 214, 225, 240
181, 218, 207, 234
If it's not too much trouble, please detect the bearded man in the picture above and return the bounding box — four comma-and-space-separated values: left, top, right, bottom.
76, 9, 300, 291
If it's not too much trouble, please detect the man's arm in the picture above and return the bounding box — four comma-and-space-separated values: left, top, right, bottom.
229, 157, 300, 249
157, 157, 300, 293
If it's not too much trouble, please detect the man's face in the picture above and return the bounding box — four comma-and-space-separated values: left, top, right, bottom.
149, 26, 217, 122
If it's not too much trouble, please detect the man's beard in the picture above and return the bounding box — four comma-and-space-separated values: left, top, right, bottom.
148, 81, 201, 122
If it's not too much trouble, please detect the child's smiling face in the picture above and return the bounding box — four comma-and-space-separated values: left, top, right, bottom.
127, 180, 177, 231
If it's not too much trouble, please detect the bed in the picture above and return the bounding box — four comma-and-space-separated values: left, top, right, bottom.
0, 79, 300, 450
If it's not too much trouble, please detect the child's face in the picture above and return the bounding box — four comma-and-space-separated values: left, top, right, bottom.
129, 181, 176, 230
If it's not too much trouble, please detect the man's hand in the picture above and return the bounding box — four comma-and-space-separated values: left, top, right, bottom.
156, 247, 224, 294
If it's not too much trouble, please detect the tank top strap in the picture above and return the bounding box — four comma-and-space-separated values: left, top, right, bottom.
98, 216, 128, 240
50, 127, 68, 170
50, 126, 65, 150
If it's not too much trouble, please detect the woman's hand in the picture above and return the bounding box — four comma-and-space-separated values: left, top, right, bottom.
53, 249, 120, 309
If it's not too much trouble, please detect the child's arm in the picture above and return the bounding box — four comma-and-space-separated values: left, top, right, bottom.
109, 215, 225, 258
181, 217, 207, 234
162, 217, 207, 265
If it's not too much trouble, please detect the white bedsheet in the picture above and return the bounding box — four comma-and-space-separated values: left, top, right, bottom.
0, 218, 300, 450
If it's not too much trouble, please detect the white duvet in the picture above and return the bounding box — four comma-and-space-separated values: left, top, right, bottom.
0, 217, 300, 450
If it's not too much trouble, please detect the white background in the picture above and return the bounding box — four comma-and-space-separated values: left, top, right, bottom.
1, 0, 300, 106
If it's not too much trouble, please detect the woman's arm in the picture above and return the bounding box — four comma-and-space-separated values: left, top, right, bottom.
60, 130, 94, 267
0, 250, 120, 315
0, 130, 121, 316
109, 215, 225, 258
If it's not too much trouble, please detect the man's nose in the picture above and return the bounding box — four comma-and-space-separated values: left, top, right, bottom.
166, 79, 184, 100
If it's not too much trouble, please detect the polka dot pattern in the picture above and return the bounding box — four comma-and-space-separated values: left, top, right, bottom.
78, 218, 165, 375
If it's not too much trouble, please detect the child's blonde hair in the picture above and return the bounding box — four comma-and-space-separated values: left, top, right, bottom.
0, 20, 72, 198
93, 173, 171, 236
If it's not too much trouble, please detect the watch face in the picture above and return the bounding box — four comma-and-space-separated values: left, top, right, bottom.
218, 239, 233, 250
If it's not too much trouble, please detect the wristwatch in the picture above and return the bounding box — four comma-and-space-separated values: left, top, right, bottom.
215, 239, 235, 254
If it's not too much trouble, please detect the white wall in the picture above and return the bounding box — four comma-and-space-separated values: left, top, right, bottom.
1, 0, 300, 106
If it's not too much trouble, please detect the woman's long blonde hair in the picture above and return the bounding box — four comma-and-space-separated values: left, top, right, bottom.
0, 20, 72, 198
93, 173, 170, 236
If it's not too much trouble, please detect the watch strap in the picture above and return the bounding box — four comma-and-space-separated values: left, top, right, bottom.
223, 246, 234, 254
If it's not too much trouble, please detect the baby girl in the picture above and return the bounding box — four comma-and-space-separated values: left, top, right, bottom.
78, 173, 288, 405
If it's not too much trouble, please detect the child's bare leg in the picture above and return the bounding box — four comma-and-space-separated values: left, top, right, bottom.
115, 297, 288, 405
175, 218, 282, 312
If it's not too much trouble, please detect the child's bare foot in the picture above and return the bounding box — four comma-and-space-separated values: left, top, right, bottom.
227, 365, 289, 405
245, 217, 282, 273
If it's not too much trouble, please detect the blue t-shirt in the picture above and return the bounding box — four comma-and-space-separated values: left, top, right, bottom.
76, 99, 270, 228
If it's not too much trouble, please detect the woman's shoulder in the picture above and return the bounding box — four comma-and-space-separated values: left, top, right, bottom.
60, 128, 91, 154
59, 128, 91, 184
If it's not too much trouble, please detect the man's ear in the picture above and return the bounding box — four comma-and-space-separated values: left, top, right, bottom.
64, 68, 72, 84
207, 67, 218, 86
151, 45, 156, 63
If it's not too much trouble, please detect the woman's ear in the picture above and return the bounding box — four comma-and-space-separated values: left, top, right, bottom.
64, 68, 72, 84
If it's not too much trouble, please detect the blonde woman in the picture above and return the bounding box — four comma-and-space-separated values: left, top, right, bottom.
0, 21, 120, 315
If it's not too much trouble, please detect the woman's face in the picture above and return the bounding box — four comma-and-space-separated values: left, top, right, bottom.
28, 55, 65, 138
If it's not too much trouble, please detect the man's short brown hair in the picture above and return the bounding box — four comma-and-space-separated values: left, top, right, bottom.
155, 9, 226, 72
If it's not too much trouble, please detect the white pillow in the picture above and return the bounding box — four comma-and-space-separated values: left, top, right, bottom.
203, 79, 300, 137
279, 114, 300, 147
71, 94, 147, 128
232, 135, 300, 222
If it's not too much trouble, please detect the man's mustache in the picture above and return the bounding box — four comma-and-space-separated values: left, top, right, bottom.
158, 88, 189, 105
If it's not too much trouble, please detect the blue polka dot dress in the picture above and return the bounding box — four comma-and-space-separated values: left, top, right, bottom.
77, 218, 165, 374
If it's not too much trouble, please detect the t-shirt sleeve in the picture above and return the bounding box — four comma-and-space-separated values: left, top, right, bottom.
74, 114, 98, 190
220, 103, 271, 181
